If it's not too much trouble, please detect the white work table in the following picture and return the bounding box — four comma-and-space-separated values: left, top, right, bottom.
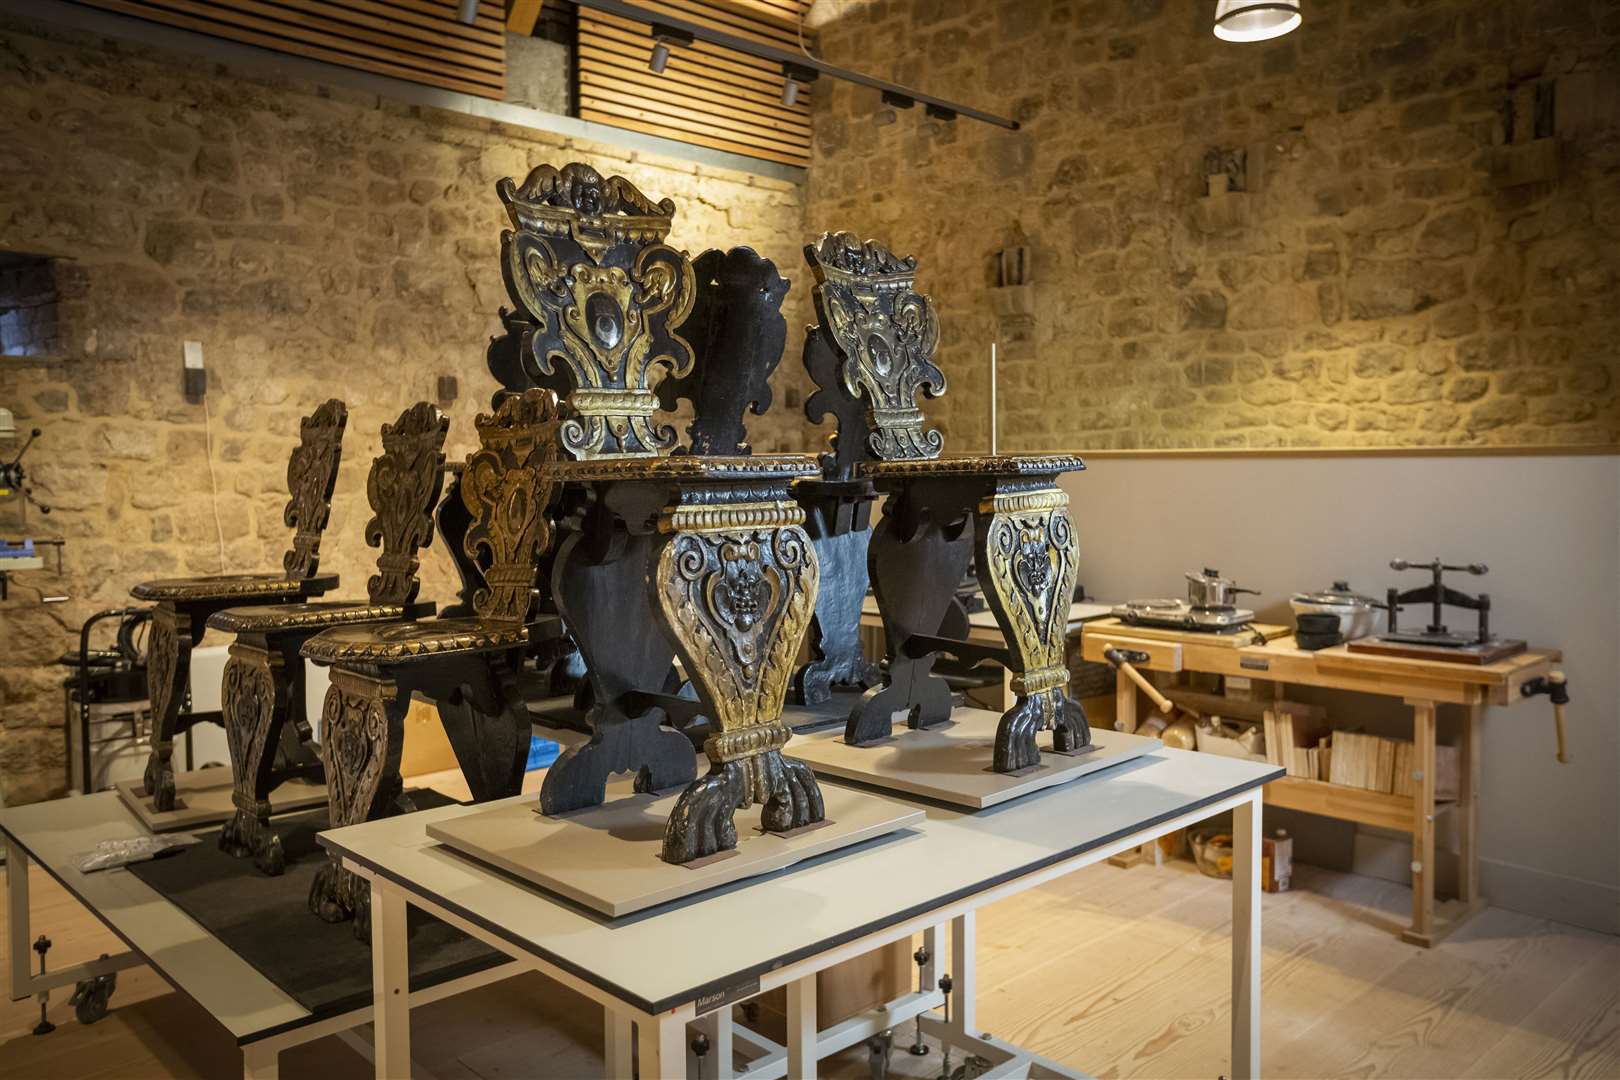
322, 747, 1279, 1079
1, 792, 522, 1078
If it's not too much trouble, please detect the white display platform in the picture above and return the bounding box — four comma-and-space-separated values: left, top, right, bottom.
115, 769, 327, 832
787, 707, 1162, 810
427, 780, 924, 917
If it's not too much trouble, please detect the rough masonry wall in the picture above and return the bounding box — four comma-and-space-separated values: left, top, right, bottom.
805, 0, 1620, 453
0, 17, 809, 803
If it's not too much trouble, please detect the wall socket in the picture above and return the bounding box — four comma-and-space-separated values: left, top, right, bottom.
183, 339, 206, 401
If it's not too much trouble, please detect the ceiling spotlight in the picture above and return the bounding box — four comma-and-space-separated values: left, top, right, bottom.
924, 103, 956, 121
647, 23, 693, 75
780, 63, 818, 108
1213, 1, 1302, 42
456, 0, 479, 25
881, 90, 915, 109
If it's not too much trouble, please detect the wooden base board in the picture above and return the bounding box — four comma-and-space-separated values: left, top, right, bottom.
1086, 618, 1291, 647
1347, 636, 1528, 665
426, 782, 924, 918
113, 771, 327, 833
786, 708, 1162, 810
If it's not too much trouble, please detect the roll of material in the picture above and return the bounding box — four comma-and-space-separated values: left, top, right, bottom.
1294, 630, 1343, 651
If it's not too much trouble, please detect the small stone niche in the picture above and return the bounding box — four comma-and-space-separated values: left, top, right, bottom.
0, 252, 62, 358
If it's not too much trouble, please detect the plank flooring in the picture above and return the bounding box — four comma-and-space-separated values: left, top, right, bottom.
3, 778, 1615, 1078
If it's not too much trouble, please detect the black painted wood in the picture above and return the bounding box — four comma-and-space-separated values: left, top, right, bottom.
793, 480, 880, 707
666, 247, 789, 456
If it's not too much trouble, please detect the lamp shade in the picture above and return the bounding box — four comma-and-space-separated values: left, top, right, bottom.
1213, 1, 1302, 42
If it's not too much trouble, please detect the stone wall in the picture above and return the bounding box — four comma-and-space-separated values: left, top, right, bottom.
0, 17, 810, 804
805, 0, 1620, 452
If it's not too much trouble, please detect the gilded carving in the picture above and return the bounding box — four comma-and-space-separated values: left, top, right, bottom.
655, 500, 824, 863
492, 163, 695, 458
282, 399, 349, 580
309, 668, 406, 939
365, 402, 449, 606
219, 645, 288, 875
805, 232, 944, 462
977, 487, 1089, 772
462, 390, 564, 623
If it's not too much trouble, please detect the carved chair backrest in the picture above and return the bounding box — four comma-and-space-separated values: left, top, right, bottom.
675, 246, 790, 457
282, 398, 349, 580
489, 162, 696, 460
461, 388, 565, 624
363, 402, 451, 607
802, 233, 945, 474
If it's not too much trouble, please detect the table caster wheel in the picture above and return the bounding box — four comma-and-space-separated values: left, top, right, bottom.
69, 967, 116, 1025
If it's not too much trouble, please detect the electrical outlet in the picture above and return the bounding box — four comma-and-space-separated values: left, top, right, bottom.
183, 340, 206, 401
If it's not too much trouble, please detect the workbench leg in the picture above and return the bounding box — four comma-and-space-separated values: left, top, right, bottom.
786, 973, 818, 1080
7, 837, 29, 1001
999, 664, 1015, 712
369, 876, 411, 1079
1457, 704, 1482, 905
690, 1007, 734, 1080
242, 1043, 279, 1080
1404, 700, 1438, 947
1231, 792, 1261, 1080
637, 1011, 686, 1080
950, 911, 976, 1039
1113, 669, 1137, 733
605, 1010, 634, 1079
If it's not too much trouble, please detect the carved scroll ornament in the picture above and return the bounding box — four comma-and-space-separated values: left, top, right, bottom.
282, 399, 349, 580
494, 164, 695, 459
804, 232, 945, 463
364, 402, 449, 606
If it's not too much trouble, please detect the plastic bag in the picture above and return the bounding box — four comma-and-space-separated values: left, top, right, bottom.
76, 834, 197, 873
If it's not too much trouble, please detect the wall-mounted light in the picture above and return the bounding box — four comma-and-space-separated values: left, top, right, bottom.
1212, 1, 1302, 42
647, 23, 694, 74
781, 62, 817, 107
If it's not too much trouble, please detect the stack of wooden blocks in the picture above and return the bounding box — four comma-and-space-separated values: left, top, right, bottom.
1263, 702, 1459, 800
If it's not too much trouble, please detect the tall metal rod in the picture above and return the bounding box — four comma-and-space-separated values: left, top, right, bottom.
989, 341, 998, 455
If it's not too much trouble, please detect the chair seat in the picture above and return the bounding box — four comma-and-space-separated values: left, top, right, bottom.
207, 600, 412, 635
131, 573, 338, 603
301, 617, 529, 665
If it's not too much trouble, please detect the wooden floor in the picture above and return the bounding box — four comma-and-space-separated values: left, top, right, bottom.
2, 799, 1616, 1079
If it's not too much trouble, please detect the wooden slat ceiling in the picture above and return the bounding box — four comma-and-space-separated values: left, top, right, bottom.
577, 0, 814, 167
70, 0, 507, 99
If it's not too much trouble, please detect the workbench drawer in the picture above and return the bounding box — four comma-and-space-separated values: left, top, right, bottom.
1080, 633, 1184, 673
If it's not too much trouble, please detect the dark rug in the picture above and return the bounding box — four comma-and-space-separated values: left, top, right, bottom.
128, 791, 506, 1020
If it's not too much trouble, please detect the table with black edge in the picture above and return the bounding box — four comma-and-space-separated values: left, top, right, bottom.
321, 748, 1280, 1079
1, 792, 525, 1078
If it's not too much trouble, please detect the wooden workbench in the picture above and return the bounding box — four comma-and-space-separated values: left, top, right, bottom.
1080, 618, 1561, 947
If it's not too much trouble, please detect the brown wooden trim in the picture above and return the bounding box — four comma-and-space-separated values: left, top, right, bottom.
579, 75, 812, 142
579, 108, 807, 166
74, 0, 504, 98
578, 88, 810, 154
506, 0, 544, 35
578, 40, 807, 107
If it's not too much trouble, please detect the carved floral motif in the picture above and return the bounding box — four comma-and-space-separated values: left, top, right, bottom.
282, 399, 349, 580
365, 402, 449, 605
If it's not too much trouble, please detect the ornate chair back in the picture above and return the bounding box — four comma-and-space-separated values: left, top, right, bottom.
460, 388, 565, 625
282, 398, 349, 580
802, 233, 946, 474
488, 163, 696, 460
363, 402, 451, 607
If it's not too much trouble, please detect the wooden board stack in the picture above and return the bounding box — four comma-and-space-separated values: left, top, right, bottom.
1262, 702, 1330, 779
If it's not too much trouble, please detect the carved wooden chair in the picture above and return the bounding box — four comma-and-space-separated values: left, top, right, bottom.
803, 233, 1091, 773
130, 399, 347, 813
487, 162, 825, 864
298, 388, 564, 937
206, 402, 449, 875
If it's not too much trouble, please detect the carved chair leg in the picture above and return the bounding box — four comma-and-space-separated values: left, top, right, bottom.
429, 652, 530, 804
309, 665, 408, 941
654, 513, 822, 865
794, 526, 881, 707
220, 639, 292, 875
975, 488, 1091, 774
542, 528, 696, 816
847, 509, 972, 745
142, 602, 195, 813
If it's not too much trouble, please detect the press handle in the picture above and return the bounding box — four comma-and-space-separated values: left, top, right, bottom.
1104, 646, 1197, 721
1521, 671, 1570, 764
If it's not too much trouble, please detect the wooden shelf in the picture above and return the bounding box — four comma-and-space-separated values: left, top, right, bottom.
1264, 775, 1454, 834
